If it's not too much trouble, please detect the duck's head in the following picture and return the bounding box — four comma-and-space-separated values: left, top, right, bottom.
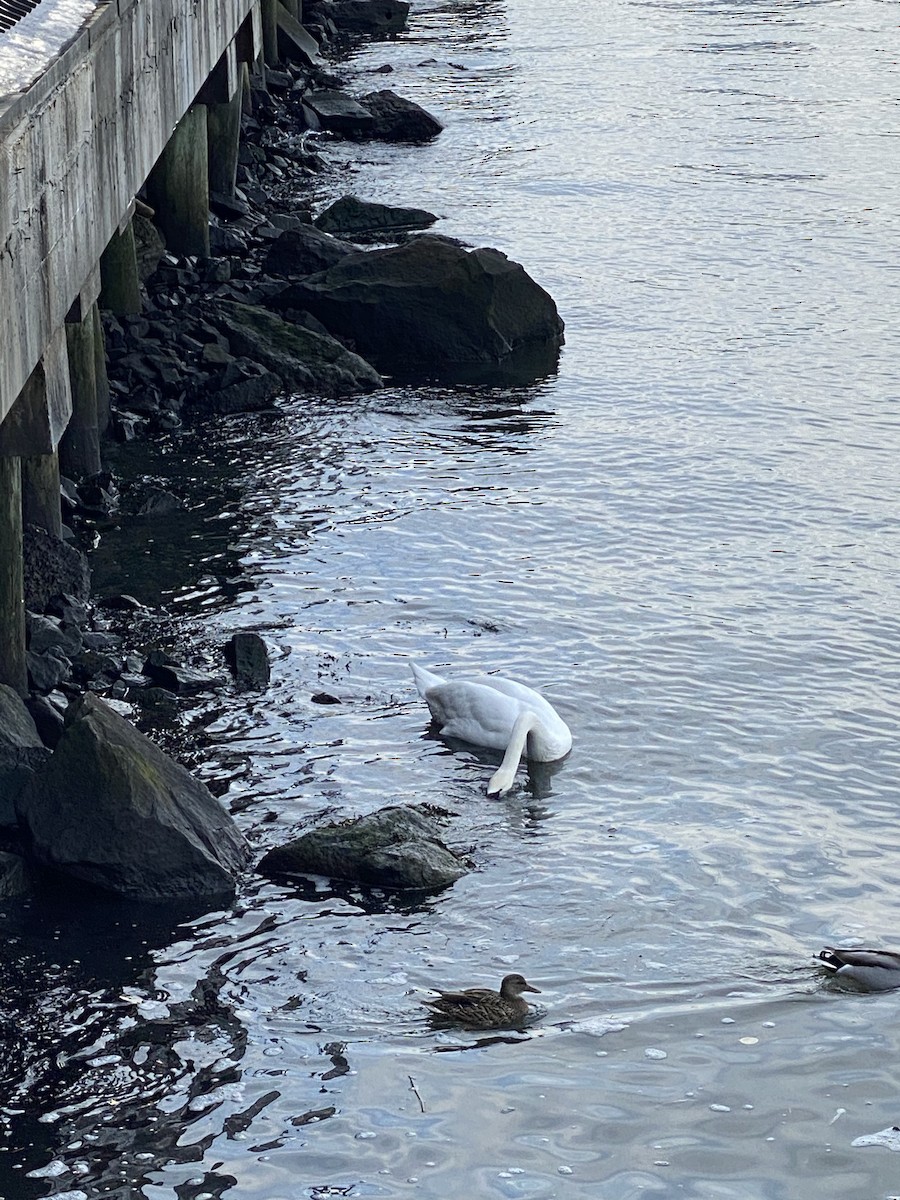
500, 973, 541, 998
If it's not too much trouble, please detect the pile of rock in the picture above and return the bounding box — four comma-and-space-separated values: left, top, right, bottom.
101, 8, 564, 440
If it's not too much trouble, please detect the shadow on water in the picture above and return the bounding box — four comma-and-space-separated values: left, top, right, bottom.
0, 888, 245, 1199
382, 340, 563, 390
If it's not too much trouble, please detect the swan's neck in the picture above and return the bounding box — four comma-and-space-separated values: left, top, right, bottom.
487, 711, 538, 796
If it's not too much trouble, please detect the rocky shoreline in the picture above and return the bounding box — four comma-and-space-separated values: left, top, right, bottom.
0, 0, 563, 907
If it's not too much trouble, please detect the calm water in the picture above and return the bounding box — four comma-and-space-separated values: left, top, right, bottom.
4, 1, 900, 1197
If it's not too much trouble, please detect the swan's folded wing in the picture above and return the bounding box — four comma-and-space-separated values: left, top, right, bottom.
426, 681, 520, 749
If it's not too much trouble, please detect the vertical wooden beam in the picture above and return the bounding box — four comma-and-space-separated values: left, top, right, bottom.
0, 454, 26, 695
60, 312, 101, 480
22, 452, 62, 537
145, 105, 211, 258
99, 220, 142, 316
261, 0, 279, 66
92, 303, 111, 436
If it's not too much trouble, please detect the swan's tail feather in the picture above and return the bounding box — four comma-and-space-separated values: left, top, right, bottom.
410, 663, 446, 697
487, 711, 537, 797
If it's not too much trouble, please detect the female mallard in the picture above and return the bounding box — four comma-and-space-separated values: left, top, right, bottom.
422, 972, 541, 1029
411, 663, 571, 796
816, 946, 900, 990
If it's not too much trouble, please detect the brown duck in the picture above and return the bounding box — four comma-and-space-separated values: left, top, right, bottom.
422, 972, 541, 1029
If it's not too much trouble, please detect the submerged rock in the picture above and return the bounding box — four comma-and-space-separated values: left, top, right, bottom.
313, 194, 437, 239
258, 804, 467, 891
16, 693, 250, 900
273, 236, 565, 378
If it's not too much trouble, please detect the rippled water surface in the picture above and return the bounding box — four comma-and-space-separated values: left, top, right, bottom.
5, 0, 900, 1196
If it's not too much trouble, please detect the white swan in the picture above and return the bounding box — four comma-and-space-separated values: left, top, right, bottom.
410, 663, 572, 796
816, 946, 900, 991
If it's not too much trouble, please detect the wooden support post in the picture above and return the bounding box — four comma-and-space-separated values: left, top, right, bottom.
207, 84, 243, 198
22, 452, 62, 537
0, 454, 26, 695
261, 0, 279, 66
241, 61, 253, 116
99, 220, 142, 316
92, 304, 111, 436
145, 105, 211, 258
60, 311, 101, 480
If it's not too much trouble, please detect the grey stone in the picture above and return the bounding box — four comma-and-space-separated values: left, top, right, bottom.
258, 805, 467, 891
313, 194, 437, 239
26, 647, 72, 694
263, 224, 357, 278
201, 301, 382, 396
212, 369, 283, 414
46, 592, 90, 626
26, 613, 83, 658
0, 685, 51, 826
224, 632, 271, 690
358, 89, 443, 142
16, 693, 250, 900
143, 651, 226, 694
25, 695, 65, 749
302, 90, 376, 138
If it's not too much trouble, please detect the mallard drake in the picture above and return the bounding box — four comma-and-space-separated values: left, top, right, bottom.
410, 663, 572, 796
816, 946, 900, 990
422, 972, 541, 1029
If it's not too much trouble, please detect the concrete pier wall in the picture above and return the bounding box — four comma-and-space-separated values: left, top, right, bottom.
0, 0, 261, 425
0, 0, 267, 691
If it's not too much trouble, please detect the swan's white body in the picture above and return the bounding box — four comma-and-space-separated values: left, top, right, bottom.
411, 663, 572, 796
816, 946, 900, 991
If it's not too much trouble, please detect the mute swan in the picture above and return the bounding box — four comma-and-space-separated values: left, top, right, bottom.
422, 973, 541, 1028
816, 946, 900, 990
410, 663, 572, 796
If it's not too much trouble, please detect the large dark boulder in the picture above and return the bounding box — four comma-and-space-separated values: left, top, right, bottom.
16, 693, 250, 900
359, 90, 443, 142
306, 0, 409, 35
258, 805, 467, 891
201, 301, 382, 395
272, 236, 565, 378
314, 194, 437, 240
263, 224, 358, 278
0, 685, 50, 827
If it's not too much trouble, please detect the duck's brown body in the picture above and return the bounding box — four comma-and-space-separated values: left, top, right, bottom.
422, 972, 541, 1029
